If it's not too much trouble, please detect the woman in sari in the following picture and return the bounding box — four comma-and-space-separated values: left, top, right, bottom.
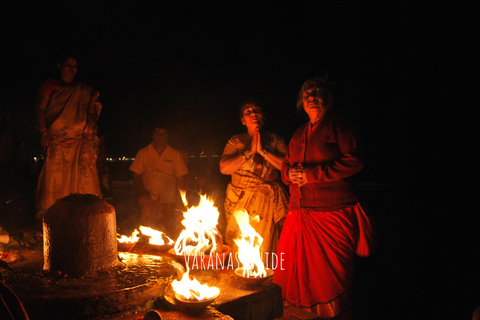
220, 100, 288, 268
35, 53, 102, 218
274, 77, 374, 319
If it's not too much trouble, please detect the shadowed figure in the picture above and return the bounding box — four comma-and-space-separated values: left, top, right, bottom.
129, 126, 189, 237
35, 53, 102, 219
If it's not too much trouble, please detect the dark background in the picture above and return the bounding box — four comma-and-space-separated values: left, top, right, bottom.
1, 2, 477, 319
2, 2, 414, 184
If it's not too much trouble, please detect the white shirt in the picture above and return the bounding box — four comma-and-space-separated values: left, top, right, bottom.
129, 144, 188, 203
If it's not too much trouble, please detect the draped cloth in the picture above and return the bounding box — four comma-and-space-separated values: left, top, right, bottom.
274, 204, 367, 317
224, 169, 288, 266
36, 81, 102, 218
274, 113, 376, 318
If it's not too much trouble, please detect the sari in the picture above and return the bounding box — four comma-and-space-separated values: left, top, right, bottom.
36, 80, 102, 218
274, 113, 375, 318
223, 132, 288, 267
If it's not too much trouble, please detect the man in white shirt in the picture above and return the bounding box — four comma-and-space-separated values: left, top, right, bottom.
129, 127, 188, 230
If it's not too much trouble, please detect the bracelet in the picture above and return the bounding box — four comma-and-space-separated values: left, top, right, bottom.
260, 149, 268, 158
241, 150, 252, 160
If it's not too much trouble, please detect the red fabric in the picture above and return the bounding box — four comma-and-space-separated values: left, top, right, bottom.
281, 113, 364, 211
273, 205, 358, 317
354, 202, 378, 257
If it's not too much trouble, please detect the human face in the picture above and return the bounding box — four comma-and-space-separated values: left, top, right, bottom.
302, 88, 327, 122
58, 57, 78, 83
241, 104, 264, 131
152, 128, 168, 147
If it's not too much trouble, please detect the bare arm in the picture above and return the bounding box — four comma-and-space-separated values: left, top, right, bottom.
176, 174, 187, 194
219, 152, 250, 175
256, 132, 285, 171
219, 135, 255, 175
132, 172, 149, 196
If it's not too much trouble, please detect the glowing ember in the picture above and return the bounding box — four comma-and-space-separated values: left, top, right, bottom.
117, 229, 140, 243
233, 210, 267, 278
139, 226, 174, 246
171, 269, 220, 301
174, 193, 223, 256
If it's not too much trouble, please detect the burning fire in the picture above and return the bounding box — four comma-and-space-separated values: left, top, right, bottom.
171, 268, 220, 301
117, 229, 140, 243
233, 210, 267, 278
174, 193, 223, 256
139, 226, 174, 246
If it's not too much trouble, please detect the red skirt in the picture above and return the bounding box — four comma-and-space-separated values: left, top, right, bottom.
273, 204, 361, 317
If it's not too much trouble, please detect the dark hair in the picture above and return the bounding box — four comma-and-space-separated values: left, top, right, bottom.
154, 126, 168, 133
239, 99, 263, 120
296, 76, 336, 112
58, 52, 79, 66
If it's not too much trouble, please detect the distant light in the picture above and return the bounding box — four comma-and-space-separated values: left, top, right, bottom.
211, 155, 219, 158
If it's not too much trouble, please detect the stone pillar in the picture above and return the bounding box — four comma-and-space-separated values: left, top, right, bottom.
43, 194, 122, 276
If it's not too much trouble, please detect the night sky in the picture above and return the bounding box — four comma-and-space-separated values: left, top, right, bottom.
2, 2, 417, 185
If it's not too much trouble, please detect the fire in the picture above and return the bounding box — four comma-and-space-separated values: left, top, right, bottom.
174, 193, 222, 256
139, 225, 174, 246
117, 229, 140, 243
171, 268, 220, 301
233, 210, 267, 278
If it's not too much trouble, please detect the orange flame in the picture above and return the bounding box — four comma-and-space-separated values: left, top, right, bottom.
174, 192, 222, 256
171, 268, 220, 301
117, 229, 140, 243
233, 210, 267, 278
139, 225, 174, 245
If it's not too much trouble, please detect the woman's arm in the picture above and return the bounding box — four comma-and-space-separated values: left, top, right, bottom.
219, 136, 253, 175
257, 132, 285, 171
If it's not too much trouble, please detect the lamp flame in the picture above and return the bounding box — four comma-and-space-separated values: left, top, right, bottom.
117, 229, 140, 243
174, 192, 222, 256
233, 210, 267, 278
171, 268, 220, 301
139, 225, 174, 246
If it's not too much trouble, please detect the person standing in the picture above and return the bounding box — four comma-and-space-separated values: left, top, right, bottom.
35, 53, 102, 219
129, 127, 189, 232
220, 100, 288, 267
274, 77, 374, 319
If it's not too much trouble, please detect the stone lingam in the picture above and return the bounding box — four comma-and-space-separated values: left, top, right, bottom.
43, 193, 123, 277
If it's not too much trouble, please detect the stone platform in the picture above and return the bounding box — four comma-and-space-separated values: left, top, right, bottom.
2, 248, 283, 320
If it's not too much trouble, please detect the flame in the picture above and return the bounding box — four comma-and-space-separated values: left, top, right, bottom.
174, 192, 221, 256
171, 269, 220, 301
233, 210, 267, 278
139, 225, 174, 245
117, 229, 140, 243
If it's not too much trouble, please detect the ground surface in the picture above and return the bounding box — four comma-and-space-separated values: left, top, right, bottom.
1, 160, 479, 319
